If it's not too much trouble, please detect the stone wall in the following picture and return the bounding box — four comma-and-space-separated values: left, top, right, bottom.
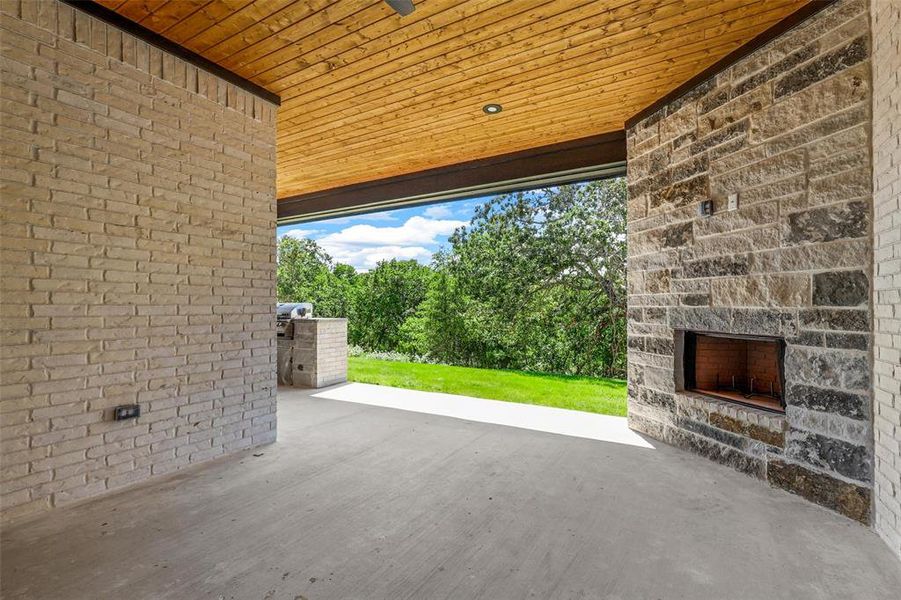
626, 0, 874, 522
289, 319, 348, 389
871, 0, 901, 560
0, 0, 278, 521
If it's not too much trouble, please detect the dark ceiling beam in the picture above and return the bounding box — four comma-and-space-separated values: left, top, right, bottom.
59, 0, 280, 106
277, 131, 626, 222
625, 0, 836, 129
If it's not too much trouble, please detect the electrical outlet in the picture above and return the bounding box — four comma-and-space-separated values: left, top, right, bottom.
698, 200, 714, 217
113, 404, 140, 420
727, 193, 739, 211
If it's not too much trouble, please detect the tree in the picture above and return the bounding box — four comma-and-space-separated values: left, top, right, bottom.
275, 236, 357, 318
351, 259, 433, 351
276, 237, 332, 303
434, 178, 627, 377
415, 260, 481, 364
320, 262, 358, 318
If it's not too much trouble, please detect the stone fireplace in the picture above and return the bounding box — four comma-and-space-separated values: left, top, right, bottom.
625, 0, 874, 524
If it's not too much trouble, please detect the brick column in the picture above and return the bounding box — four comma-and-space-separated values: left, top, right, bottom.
0, 0, 277, 522
871, 0, 901, 561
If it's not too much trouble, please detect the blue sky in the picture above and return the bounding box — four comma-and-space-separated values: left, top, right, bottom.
276, 198, 482, 271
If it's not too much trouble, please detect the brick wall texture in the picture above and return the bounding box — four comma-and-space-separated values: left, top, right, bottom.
626, 0, 876, 523
0, 0, 278, 522
871, 0, 901, 561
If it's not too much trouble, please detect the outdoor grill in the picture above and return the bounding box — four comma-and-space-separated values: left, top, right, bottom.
276, 302, 313, 338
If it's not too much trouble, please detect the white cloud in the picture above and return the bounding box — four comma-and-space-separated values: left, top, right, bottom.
318, 216, 465, 247
316, 215, 466, 271
422, 205, 453, 219
323, 244, 433, 271
279, 228, 319, 240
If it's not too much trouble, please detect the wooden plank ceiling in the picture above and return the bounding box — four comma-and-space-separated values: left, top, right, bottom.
95, 0, 809, 200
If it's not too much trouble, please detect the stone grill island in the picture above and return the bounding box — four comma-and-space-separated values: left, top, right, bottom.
626, 0, 876, 523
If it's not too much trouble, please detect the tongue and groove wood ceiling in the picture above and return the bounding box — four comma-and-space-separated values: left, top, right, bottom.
95, 0, 809, 200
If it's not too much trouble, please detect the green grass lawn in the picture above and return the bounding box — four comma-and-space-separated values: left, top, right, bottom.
348, 356, 627, 416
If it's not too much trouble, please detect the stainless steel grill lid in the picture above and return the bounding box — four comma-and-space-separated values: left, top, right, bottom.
276, 303, 313, 321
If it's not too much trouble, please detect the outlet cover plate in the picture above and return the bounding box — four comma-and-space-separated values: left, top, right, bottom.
727, 193, 739, 211
113, 404, 140, 420
698, 200, 714, 217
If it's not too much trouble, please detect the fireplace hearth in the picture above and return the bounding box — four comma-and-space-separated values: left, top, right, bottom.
681, 331, 785, 413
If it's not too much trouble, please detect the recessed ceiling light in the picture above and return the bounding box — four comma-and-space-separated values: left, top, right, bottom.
384, 0, 414, 16
482, 103, 502, 115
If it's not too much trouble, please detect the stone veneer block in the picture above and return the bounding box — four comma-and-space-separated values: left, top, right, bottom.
0, 0, 277, 522
290, 319, 348, 389
626, 0, 875, 523
767, 459, 871, 524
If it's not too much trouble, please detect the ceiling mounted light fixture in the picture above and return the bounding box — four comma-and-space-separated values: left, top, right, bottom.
482, 103, 503, 115
384, 0, 415, 16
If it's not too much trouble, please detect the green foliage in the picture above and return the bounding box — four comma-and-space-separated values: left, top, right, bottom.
351, 259, 433, 351
276, 236, 358, 319
276, 236, 332, 304
420, 178, 627, 377
413, 263, 480, 364
276, 178, 628, 378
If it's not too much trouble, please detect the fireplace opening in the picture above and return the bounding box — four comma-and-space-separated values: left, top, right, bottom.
681, 331, 785, 413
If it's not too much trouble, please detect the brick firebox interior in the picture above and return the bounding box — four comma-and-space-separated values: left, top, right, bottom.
0, 0, 278, 521
686, 333, 784, 412
626, 0, 877, 524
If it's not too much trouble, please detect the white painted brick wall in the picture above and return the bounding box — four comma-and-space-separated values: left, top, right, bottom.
0, 0, 277, 522
872, 0, 901, 561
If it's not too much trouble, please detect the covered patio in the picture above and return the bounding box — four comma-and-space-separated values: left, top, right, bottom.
1, 0, 900, 595
3, 385, 900, 599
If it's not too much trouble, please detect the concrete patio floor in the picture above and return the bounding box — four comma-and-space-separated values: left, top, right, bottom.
2, 384, 899, 599
314, 382, 651, 448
